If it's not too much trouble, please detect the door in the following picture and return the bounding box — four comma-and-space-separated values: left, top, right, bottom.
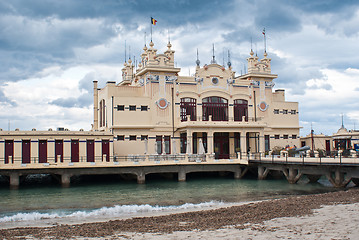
102, 140, 110, 162
214, 133, 229, 159
326, 140, 331, 156
22, 140, 31, 164
5, 140, 13, 164
87, 140, 95, 162
39, 140, 47, 163
71, 140, 79, 162
55, 140, 63, 163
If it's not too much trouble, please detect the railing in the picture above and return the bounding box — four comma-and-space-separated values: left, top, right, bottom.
249, 151, 359, 166
179, 116, 263, 122
0, 153, 238, 168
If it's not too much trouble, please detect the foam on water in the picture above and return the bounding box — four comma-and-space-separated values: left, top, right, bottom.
0, 201, 224, 223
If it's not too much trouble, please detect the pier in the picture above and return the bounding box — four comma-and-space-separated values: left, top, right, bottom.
2, 152, 359, 188
245, 152, 359, 188
0, 154, 248, 189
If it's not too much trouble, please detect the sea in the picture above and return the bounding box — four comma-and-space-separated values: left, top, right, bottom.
0, 173, 338, 228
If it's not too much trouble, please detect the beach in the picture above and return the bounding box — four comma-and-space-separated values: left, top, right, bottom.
1, 188, 359, 239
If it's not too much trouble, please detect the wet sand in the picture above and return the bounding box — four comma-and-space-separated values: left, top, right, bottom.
1, 188, 359, 239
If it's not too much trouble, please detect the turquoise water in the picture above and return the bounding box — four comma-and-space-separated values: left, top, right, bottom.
0, 174, 336, 223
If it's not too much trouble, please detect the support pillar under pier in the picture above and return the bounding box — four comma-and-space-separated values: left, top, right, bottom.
258, 166, 269, 180
178, 171, 186, 182
137, 173, 146, 184
61, 174, 71, 188
326, 169, 351, 188
282, 168, 302, 184
10, 173, 19, 189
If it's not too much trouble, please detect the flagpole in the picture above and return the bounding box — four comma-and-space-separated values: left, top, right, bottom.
263, 28, 266, 53
150, 17, 153, 42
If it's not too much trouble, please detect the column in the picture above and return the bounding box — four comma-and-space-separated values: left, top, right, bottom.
228, 99, 234, 121
229, 133, 235, 157
259, 131, 265, 155
207, 130, 214, 154
63, 139, 71, 163
14, 140, 21, 165
240, 131, 247, 159
186, 130, 192, 154
48, 140, 55, 163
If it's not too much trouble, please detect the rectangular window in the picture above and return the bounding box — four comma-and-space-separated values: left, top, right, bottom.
275, 135, 280, 139
117, 105, 124, 111
129, 105, 136, 111
164, 136, 171, 154
283, 109, 288, 114
141, 106, 148, 111
283, 135, 288, 139
141, 135, 148, 141
291, 110, 296, 114
129, 135, 137, 141
274, 109, 279, 114
117, 135, 125, 141
156, 135, 162, 154
292, 135, 297, 139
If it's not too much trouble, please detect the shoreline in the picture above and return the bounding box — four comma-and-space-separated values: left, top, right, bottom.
1, 188, 359, 239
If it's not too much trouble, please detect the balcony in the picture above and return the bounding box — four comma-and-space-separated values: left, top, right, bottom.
178, 115, 265, 128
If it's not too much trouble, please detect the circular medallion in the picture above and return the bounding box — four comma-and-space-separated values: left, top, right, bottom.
212, 77, 219, 85
157, 98, 169, 109
258, 101, 268, 112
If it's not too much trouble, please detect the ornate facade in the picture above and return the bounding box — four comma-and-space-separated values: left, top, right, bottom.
94, 41, 300, 158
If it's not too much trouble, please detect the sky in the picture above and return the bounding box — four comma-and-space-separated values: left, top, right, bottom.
0, 0, 359, 136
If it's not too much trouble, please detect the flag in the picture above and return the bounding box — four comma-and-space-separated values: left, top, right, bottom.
151, 17, 157, 25
262, 28, 265, 36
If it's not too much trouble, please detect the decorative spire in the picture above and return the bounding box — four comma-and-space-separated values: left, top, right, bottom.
196, 48, 200, 66
227, 50, 231, 68
341, 113, 345, 128
211, 43, 216, 64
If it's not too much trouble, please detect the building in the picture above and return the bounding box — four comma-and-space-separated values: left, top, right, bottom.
94, 41, 300, 158
0, 129, 114, 165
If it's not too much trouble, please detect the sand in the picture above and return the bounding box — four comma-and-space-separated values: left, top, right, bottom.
1, 188, 359, 239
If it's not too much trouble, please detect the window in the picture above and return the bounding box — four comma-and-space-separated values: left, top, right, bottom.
156, 135, 162, 154
292, 135, 297, 139
274, 109, 279, 114
180, 133, 187, 153
99, 99, 106, 127
129, 135, 137, 141
275, 135, 280, 139
180, 98, 196, 121
141, 135, 148, 141
141, 105, 148, 111
283, 135, 288, 139
164, 136, 171, 154
129, 105, 136, 111
117, 135, 125, 141
291, 110, 296, 115
117, 105, 124, 111
283, 109, 288, 114
202, 96, 228, 121
234, 99, 248, 122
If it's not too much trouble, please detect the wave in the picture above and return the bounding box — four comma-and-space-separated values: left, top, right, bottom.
0, 201, 224, 223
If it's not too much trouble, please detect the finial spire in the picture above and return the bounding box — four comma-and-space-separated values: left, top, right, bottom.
125, 40, 127, 63
227, 50, 231, 68
144, 32, 147, 47
211, 43, 216, 64
341, 113, 345, 128
262, 27, 267, 54
196, 48, 200, 66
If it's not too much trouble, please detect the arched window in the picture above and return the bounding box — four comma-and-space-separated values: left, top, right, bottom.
180, 98, 196, 121
234, 99, 248, 122
202, 97, 228, 121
